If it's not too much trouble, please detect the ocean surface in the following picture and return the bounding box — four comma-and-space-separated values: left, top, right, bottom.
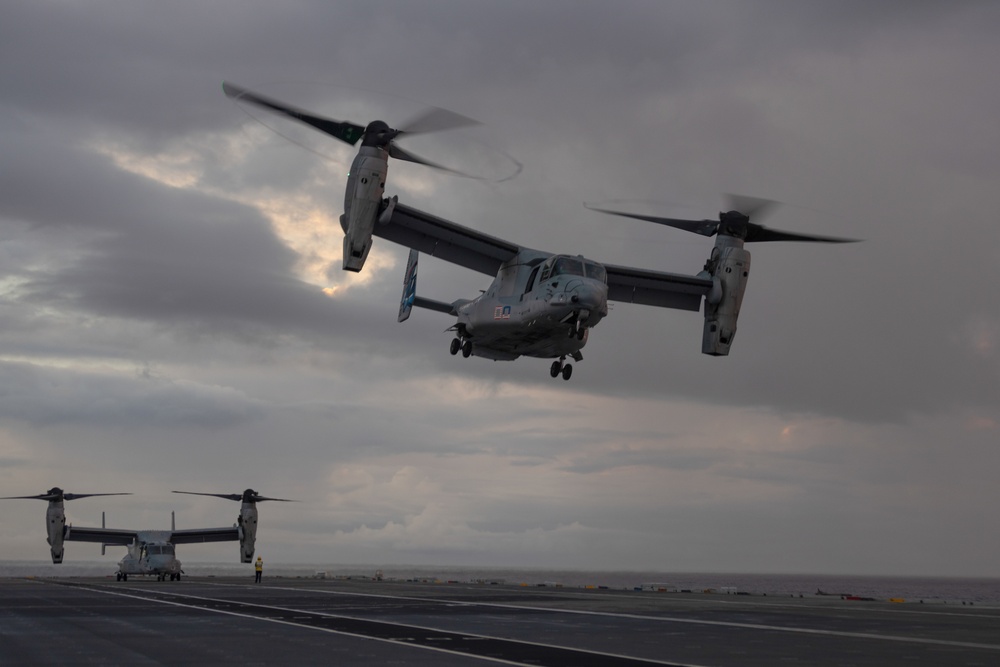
4, 561, 999, 606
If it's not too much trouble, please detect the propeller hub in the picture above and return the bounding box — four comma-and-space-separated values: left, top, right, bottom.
362, 120, 397, 147
718, 211, 750, 239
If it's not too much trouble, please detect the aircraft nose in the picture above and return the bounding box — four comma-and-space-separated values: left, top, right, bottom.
570, 281, 607, 312
549, 280, 607, 316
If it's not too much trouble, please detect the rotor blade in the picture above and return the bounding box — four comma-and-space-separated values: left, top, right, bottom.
172, 491, 243, 502
222, 82, 366, 146
725, 194, 780, 222
397, 106, 480, 135
0, 493, 63, 501
1, 492, 131, 501
172, 491, 297, 503
243, 489, 297, 503
585, 204, 719, 237
387, 142, 472, 177
744, 224, 860, 243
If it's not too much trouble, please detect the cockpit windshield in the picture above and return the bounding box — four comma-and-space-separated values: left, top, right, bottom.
147, 544, 175, 556
547, 256, 607, 284
552, 257, 584, 278
585, 262, 607, 283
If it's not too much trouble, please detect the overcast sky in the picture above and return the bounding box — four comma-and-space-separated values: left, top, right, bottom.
1, 1, 998, 577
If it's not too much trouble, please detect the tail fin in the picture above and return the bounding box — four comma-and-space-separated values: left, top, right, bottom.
398, 249, 419, 322
398, 248, 464, 319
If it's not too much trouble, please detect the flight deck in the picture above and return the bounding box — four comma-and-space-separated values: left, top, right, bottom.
2, 576, 998, 666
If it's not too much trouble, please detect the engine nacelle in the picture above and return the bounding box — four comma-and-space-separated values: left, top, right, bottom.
46, 503, 66, 564
702, 242, 751, 356
238, 503, 258, 563
340, 147, 388, 272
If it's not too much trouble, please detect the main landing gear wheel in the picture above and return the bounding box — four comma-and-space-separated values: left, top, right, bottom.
461, 340, 473, 358
116, 572, 122, 581
550, 358, 573, 381
450, 338, 461, 355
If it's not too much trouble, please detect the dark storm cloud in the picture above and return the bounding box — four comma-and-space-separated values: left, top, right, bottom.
0, 120, 387, 345
0, 1, 958, 139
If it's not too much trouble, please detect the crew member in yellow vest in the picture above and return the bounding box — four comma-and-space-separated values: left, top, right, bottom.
255, 555, 263, 583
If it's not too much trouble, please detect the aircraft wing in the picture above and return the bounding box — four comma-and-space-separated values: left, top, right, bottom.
65, 526, 139, 545
381, 200, 712, 311
170, 526, 240, 544
603, 264, 713, 311
380, 202, 521, 276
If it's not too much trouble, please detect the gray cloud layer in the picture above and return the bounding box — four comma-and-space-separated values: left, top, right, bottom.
1, 0, 998, 576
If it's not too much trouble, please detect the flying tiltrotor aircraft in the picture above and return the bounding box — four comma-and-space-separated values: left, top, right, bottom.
224, 83, 856, 380
3, 487, 292, 581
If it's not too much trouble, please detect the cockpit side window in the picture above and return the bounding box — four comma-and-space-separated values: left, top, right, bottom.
524, 266, 539, 294
539, 258, 553, 282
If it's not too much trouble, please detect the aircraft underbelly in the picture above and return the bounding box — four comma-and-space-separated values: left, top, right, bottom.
468, 317, 585, 360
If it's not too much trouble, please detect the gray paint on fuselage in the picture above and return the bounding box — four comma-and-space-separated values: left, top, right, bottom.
454, 251, 608, 360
